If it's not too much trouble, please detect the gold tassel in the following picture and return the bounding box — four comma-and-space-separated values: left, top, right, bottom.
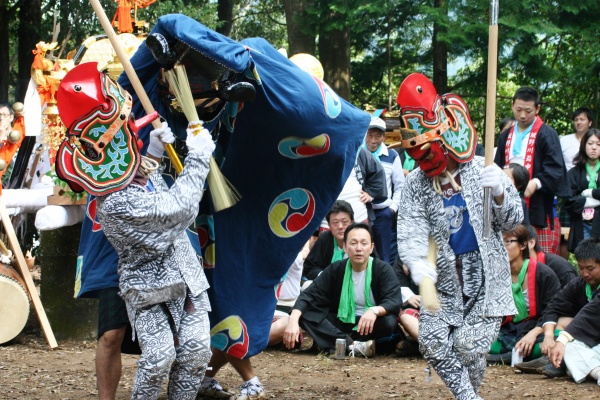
165, 65, 241, 212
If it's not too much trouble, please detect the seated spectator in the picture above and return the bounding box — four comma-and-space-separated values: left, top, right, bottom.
283, 222, 403, 357
565, 128, 600, 253
503, 162, 530, 224
269, 244, 309, 347
487, 225, 561, 364
525, 224, 579, 288
392, 257, 421, 356
515, 238, 600, 383
303, 200, 354, 284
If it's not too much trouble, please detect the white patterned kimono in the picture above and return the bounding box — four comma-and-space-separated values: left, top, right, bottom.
97, 149, 212, 400
397, 156, 522, 400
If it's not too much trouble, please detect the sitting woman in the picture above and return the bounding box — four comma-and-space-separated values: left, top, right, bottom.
283, 222, 403, 357
487, 224, 561, 364
566, 128, 600, 253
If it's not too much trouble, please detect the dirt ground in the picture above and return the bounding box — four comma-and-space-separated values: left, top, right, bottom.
1, 330, 599, 400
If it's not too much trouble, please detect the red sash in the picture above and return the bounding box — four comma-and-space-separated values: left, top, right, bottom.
537, 251, 546, 265
502, 257, 539, 325
504, 116, 544, 207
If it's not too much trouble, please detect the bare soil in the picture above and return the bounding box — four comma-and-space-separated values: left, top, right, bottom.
1, 331, 599, 400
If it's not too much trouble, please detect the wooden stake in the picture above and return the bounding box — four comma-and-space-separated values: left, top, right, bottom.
483, 0, 500, 240
0, 196, 57, 348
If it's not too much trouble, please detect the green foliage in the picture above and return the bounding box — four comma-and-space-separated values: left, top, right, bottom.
229, 0, 287, 48
7, 0, 600, 142
143, 0, 218, 29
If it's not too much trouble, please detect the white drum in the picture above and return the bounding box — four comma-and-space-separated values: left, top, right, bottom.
0, 264, 30, 344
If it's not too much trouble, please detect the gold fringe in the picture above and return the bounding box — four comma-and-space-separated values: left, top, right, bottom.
165, 65, 241, 212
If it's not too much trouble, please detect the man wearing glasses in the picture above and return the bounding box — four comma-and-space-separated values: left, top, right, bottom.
0, 104, 14, 142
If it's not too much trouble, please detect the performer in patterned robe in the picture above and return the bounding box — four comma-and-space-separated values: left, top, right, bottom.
395, 73, 523, 400
55, 62, 213, 400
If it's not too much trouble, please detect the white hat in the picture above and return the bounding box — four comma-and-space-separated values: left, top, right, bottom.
368, 117, 386, 132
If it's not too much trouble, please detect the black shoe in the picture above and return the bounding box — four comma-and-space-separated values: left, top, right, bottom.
515, 356, 551, 373
395, 340, 421, 357
540, 362, 567, 378
486, 352, 512, 365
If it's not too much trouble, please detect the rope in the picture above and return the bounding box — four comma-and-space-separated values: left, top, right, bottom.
139, 156, 159, 177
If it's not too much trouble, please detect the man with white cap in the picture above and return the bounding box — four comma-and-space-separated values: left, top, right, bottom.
364, 116, 405, 263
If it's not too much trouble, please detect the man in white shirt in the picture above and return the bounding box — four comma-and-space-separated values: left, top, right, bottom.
560, 108, 594, 171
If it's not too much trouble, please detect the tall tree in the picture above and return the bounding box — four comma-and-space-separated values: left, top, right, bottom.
283, 0, 315, 55
217, 0, 234, 36
16, 0, 41, 102
432, 0, 448, 94
0, 0, 18, 102
318, 12, 350, 99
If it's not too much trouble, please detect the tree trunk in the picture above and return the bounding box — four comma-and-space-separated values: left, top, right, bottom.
319, 25, 351, 101
432, 0, 448, 94
16, 0, 41, 102
283, 0, 315, 56
0, 0, 12, 102
216, 0, 234, 37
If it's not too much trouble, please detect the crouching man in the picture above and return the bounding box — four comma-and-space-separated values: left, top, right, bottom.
283, 222, 403, 357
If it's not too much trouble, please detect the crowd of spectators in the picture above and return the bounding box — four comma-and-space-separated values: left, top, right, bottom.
263, 94, 599, 393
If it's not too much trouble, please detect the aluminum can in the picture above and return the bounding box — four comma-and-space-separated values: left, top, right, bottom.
335, 338, 346, 359
511, 347, 523, 367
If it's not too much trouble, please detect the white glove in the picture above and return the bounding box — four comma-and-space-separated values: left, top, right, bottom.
584, 197, 600, 208
147, 121, 175, 158
408, 259, 438, 286
582, 189, 593, 198
480, 164, 504, 197
186, 127, 216, 155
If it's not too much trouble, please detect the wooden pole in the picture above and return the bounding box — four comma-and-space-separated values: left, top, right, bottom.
88, 0, 183, 173
483, 0, 499, 240
0, 197, 58, 348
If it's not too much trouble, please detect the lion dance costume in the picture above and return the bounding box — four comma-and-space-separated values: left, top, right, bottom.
56, 62, 212, 399
117, 14, 370, 360
396, 73, 523, 400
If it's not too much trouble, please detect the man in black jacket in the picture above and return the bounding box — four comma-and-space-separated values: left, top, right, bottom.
303, 200, 355, 282
494, 87, 569, 255
525, 224, 578, 288
283, 222, 402, 357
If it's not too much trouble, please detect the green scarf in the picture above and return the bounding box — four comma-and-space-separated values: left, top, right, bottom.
512, 259, 529, 323
586, 283, 597, 301
337, 257, 374, 324
331, 235, 345, 263
586, 161, 600, 189
403, 152, 415, 171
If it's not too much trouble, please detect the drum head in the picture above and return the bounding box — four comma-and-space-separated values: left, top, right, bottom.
0, 274, 30, 344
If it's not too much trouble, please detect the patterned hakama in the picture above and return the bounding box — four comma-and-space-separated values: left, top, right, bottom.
419, 251, 501, 400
